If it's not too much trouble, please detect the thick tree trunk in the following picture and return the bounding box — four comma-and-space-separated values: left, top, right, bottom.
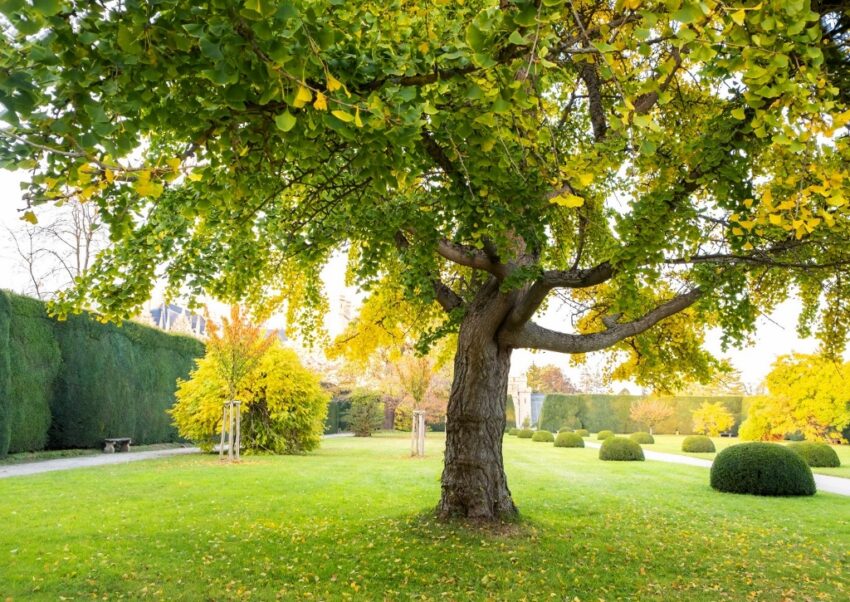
437, 310, 517, 520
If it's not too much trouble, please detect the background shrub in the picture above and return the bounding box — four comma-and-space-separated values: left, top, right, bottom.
517, 428, 534, 439
558, 427, 573, 433
787, 442, 841, 467
554, 432, 584, 448
682, 435, 716, 453
597, 430, 614, 440
508, 427, 520, 436
710, 443, 816, 496
531, 430, 554, 442
574, 429, 589, 437
599, 437, 645, 461
343, 391, 384, 437
629, 432, 654, 444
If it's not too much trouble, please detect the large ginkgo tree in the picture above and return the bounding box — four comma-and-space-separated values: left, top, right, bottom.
2, 0, 850, 520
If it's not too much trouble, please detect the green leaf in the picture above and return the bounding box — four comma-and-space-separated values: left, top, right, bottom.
673, 2, 704, 25
274, 111, 297, 132
508, 30, 527, 46
331, 110, 355, 123
465, 23, 487, 53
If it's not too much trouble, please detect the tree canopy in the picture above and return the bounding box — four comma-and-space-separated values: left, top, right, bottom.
2, 0, 850, 385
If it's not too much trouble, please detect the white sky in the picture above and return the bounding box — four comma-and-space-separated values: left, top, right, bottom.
0, 169, 824, 391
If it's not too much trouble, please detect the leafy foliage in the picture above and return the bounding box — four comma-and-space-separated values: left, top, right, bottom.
526, 364, 576, 394
574, 429, 590, 437
171, 342, 327, 453
538, 394, 585, 432
517, 428, 534, 439
786, 442, 841, 468
531, 430, 554, 442
629, 398, 674, 434
343, 392, 385, 437
710, 443, 816, 497
598, 437, 644, 462
554, 431, 584, 448
629, 432, 654, 445
739, 355, 850, 442
3, 0, 850, 391
681, 435, 716, 453
596, 430, 615, 440
692, 402, 736, 437
507, 427, 520, 436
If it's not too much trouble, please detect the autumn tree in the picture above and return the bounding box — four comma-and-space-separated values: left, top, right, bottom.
4, 1, 850, 520
526, 363, 577, 394
171, 309, 327, 453
691, 402, 735, 437
739, 354, 850, 442
629, 398, 673, 435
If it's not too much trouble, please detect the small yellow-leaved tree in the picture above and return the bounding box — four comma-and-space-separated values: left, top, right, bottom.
170, 308, 328, 453
692, 402, 735, 437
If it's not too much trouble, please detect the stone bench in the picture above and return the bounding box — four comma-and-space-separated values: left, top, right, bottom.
103, 437, 132, 453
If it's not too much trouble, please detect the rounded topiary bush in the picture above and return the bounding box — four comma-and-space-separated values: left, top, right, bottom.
574, 429, 590, 437
517, 428, 534, 439
508, 427, 520, 436
787, 442, 841, 468
554, 432, 585, 448
710, 443, 816, 496
599, 437, 645, 461
629, 432, 654, 444
558, 427, 573, 433
682, 435, 716, 453
596, 430, 615, 440
532, 430, 555, 442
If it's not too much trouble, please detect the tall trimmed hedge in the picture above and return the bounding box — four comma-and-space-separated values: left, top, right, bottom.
0, 290, 203, 456
538, 394, 745, 435
505, 394, 516, 429
6, 295, 61, 453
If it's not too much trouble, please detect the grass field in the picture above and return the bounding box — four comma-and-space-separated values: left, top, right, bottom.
634, 434, 850, 479
1, 432, 848, 601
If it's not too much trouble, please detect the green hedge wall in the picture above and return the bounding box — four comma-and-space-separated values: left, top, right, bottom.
539, 394, 745, 435
6, 295, 62, 453
0, 290, 203, 456
505, 394, 516, 429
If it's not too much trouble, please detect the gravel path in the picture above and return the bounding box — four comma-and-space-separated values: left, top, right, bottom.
0, 433, 356, 480
585, 441, 850, 496
0, 447, 200, 479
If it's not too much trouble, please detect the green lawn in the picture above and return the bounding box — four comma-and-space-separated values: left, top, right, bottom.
1, 432, 848, 601
635, 434, 850, 479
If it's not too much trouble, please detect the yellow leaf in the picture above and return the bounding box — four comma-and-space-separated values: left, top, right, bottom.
732, 227, 744, 236
623, 0, 641, 9
742, 241, 754, 250
731, 9, 746, 26
833, 108, 850, 128
738, 220, 756, 230
104, 169, 115, 183
313, 92, 328, 111
332, 109, 355, 123
22, 210, 38, 225
762, 189, 773, 208
418, 41, 430, 53
293, 85, 312, 109
743, 198, 753, 208
577, 173, 594, 187
166, 157, 181, 173
768, 214, 783, 226
827, 194, 847, 207
327, 74, 343, 92
187, 171, 203, 182
550, 193, 585, 208
354, 107, 363, 128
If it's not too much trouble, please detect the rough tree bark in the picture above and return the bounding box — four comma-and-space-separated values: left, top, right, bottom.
437, 281, 518, 520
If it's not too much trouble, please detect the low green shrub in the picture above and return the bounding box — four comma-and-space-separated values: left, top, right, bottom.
596, 430, 614, 440
517, 429, 534, 439
574, 429, 590, 437
558, 427, 573, 433
629, 432, 654, 444
532, 430, 555, 442
787, 442, 841, 468
508, 428, 520, 436
710, 443, 816, 496
599, 437, 644, 461
554, 432, 585, 448
682, 435, 716, 453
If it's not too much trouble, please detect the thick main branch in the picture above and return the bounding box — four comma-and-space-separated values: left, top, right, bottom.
502, 287, 702, 353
